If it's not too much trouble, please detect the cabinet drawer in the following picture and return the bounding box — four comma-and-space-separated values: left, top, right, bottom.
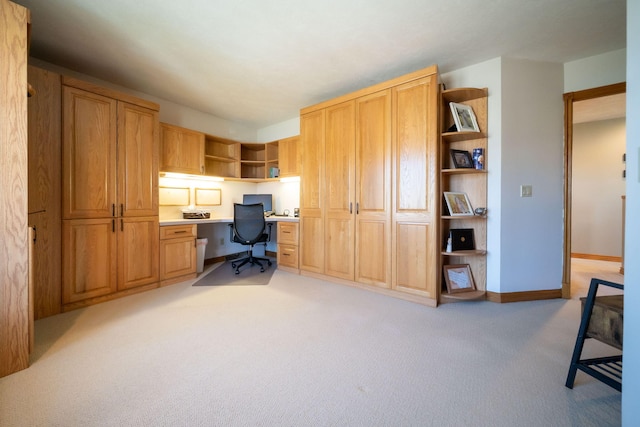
278, 244, 299, 268
160, 224, 196, 239
277, 222, 299, 245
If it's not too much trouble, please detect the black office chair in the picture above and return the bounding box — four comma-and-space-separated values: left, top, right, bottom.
229, 203, 272, 274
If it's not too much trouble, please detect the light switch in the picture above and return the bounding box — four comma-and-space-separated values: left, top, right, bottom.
520, 185, 533, 197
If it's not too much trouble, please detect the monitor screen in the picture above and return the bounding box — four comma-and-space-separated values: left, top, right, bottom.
242, 194, 273, 213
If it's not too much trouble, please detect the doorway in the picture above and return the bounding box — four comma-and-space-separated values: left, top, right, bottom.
562, 82, 626, 298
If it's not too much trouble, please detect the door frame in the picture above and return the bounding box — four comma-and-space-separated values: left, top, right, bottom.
562, 82, 626, 298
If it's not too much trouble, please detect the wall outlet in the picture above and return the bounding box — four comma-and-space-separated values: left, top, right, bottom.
520, 185, 533, 197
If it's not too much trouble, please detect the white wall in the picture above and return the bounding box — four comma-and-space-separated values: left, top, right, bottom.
442, 57, 565, 294
499, 58, 565, 292
571, 118, 626, 257
564, 48, 626, 92
29, 58, 258, 142
257, 117, 300, 142
622, 0, 640, 422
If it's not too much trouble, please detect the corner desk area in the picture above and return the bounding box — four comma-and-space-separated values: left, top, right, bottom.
158, 215, 300, 287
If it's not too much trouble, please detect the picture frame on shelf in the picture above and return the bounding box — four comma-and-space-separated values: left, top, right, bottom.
449, 102, 480, 132
443, 264, 476, 294
450, 149, 474, 168
443, 191, 474, 216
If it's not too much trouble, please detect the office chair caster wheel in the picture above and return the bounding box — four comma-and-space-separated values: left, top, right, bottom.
267, 260, 272, 266
235, 269, 240, 275
260, 267, 265, 272
232, 262, 237, 268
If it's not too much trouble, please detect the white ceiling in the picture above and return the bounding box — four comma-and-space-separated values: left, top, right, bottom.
17, 0, 626, 128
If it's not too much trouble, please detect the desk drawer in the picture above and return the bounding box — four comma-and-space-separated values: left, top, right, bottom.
277, 222, 299, 245
160, 224, 197, 240
278, 244, 299, 268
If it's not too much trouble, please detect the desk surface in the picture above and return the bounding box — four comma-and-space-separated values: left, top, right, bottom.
160, 216, 299, 226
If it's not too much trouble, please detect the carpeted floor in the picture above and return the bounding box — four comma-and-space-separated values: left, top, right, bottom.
0, 263, 622, 426
193, 259, 276, 286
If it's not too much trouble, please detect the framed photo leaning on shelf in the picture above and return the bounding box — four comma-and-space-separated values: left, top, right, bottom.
449, 102, 480, 132
450, 149, 474, 168
443, 191, 474, 216
443, 264, 476, 293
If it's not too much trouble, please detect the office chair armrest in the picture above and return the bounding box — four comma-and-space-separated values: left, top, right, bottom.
266, 223, 272, 241
228, 223, 234, 242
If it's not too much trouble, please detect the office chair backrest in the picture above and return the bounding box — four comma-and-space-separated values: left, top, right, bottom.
233, 203, 266, 244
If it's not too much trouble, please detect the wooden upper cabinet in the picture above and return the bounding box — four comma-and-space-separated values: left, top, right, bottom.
62, 86, 117, 219
160, 123, 205, 175
278, 135, 300, 177
118, 102, 159, 217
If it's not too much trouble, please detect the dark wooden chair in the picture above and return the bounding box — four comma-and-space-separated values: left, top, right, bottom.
565, 278, 623, 391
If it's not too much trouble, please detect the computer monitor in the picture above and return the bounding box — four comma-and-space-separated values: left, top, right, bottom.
242, 194, 273, 213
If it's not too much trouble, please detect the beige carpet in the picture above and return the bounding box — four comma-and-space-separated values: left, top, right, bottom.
193, 259, 276, 286
0, 265, 621, 426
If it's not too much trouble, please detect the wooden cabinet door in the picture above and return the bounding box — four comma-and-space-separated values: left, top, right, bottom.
62, 219, 117, 303
391, 75, 439, 300
278, 135, 300, 177
28, 212, 61, 319
160, 123, 204, 174
160, 236, 196, 280
118, 102, 159, 217
118, 217, 159, 290
63, 86, 117, 219
355, 90, 392, 288
324, 101, 356, 280
299, 110, 325, 273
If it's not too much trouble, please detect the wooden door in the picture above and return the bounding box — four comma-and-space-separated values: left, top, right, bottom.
118, 217, 159, 290
324, 101, 356, 280
62, 86, 117, 219
118, 102, 159, 217
299, 110, 325, 273
159, 123, 204, 174
160, 236, 197, 280
391, 74, 439, 300
62, 218, 118, 304
355, 90, 392, 288
1, 0, 30, 378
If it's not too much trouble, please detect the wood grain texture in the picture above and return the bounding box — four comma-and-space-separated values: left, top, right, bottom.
0, 0, 30, 378
118, 217, 159, 290
27, 65, 62, 319
118, 102, 159, 217
62, 86, 117, 219
299, 110, 325, 273
160, 123, 205, 174
392, 74, 439, 301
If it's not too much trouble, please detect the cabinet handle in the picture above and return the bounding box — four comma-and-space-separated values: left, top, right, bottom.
174, 230, 187, 234
349, 202, 353, 214
112, 219, 115, 233
121, 219, 123, 232
356, 202, 359, 214
120, 204, 124, 216
112, 204, 115, 217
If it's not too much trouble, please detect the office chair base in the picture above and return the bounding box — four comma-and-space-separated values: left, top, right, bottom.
232, 253, 273, 274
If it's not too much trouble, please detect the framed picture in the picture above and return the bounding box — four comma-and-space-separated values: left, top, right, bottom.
159, 187, 190, 206
449, 102, 480, 132
443, 192, 474, 216
450, 149, 474, 168
443, 264, 476, 293
195, 188, 222, 206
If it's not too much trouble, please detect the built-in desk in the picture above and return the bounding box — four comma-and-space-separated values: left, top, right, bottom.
159, 216, 300, 276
